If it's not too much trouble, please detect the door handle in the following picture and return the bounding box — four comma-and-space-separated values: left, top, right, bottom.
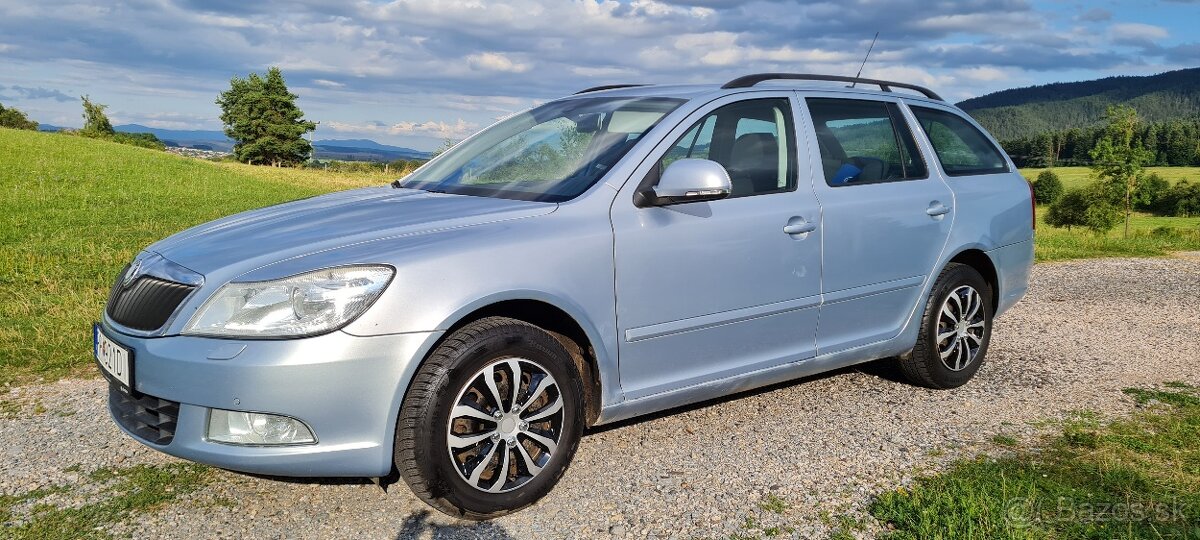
926, 202, 952, 216
783, 220, 817, 235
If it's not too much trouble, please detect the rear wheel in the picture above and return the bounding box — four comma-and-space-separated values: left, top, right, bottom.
395, 317, 585, 520
899, 263, 993, 389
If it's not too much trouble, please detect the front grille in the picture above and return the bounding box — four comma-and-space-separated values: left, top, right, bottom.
106, 272, 195, 331
109, 382, 179, 445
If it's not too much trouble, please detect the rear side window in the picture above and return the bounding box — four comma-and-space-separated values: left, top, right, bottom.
806, 98, 927, 187
910, 106, 1009, 176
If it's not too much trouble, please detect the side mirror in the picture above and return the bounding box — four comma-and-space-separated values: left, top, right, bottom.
647, 159, 732, 206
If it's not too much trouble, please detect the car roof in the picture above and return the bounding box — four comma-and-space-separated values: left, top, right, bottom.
566, 74, 948, 107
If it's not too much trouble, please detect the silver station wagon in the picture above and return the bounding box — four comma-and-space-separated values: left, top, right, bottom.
95, 73, 1034, 519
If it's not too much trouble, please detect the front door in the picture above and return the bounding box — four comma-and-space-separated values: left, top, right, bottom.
611, 94, 822, 400
800, 95, 955, 353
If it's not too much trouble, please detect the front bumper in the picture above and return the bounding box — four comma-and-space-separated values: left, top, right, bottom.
99, 321, 440, 477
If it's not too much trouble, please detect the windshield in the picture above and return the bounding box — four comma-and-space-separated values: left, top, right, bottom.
400, 96, 684, 202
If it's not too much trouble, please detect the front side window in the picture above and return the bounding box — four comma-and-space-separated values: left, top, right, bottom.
659, 98, 795, 198
806, 98, 927, 187
401, 97, 683, 202
910, 106, 1009, 176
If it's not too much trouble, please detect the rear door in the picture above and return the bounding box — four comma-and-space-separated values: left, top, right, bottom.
906, 103, 1033, 250
799, 95, 955, 353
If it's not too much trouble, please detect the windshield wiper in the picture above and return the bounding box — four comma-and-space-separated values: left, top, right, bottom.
390, 180, 447, 194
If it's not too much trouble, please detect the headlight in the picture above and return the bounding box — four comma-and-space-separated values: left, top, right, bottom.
182, 265, 394, 338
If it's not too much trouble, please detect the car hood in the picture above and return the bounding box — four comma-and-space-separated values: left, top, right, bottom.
146, 186, 557, 276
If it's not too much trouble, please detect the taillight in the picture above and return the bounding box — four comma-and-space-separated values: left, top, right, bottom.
1028, 179, 1036, 231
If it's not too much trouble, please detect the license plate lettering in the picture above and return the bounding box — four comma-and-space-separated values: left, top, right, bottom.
94, 325, 131, 387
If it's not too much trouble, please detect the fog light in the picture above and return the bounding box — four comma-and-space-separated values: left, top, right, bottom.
206, 409, 316, 446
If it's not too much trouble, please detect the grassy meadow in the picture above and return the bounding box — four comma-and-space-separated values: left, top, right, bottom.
1020, 167, 1200, 261
0, 128, 391, 386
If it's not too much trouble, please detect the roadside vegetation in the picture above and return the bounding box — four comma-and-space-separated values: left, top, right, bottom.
1020, 166, 1200, 261
0, 127, 389, 386
1018, 106, 1200, 261
869, 384, 1200, 539
1, 463, 212, 539
0, 102, 40, 131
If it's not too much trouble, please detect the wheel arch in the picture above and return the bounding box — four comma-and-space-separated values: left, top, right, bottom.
419, 293, 611, 426
945, 248, 999, 311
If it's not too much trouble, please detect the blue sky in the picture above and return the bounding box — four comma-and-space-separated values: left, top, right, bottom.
1, 0, 1197, 151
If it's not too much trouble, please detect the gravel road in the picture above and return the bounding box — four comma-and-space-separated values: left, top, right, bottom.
3, 256, 1198, 539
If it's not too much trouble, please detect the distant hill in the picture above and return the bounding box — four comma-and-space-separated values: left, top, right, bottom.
108, 125, 429, 160
313, 139, 429, 161
959, 68, 1200, 141
115, 124, 228, 142
113, 124, 233, 152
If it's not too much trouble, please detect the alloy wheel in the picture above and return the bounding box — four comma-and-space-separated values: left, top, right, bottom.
445, 357, 564, 493
936, 285, 986, 372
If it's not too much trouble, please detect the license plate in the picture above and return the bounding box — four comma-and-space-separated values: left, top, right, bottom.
94, 324, 132, 388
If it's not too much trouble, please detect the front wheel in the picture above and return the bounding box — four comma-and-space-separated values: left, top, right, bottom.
899, 263, 993, 389
394, 317, 585, 520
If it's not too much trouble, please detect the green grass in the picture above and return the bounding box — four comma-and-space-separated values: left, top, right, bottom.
760, 493, 789, 514
869, 384, 1200, 539
1019, 167, 1200, 261
1, 463, 212, 539
0, 128, 389, 386
991, 434, 1019, 447
1033, 210, 1200, 261
1019, 166, 1200, 191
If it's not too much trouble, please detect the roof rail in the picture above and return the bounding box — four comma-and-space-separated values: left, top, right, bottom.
574, 84, 645, 95
721, 73, 943, 101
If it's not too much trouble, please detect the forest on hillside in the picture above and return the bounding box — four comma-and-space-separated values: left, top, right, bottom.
961, 68, 1200, 141
1001, 118, 1200, 168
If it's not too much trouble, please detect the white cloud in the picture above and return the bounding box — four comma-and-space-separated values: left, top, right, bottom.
570, 65, 638, 78
108, 110, 218, 130
192, 13, 260, 29
954, 66, 1011, 82
465, 52, 531, 73
437, 94, 531, 113
326, 118, 480, 139
1109, 23, 1169, 45
0, 0, 1185, 148
914, 12, 1043, 34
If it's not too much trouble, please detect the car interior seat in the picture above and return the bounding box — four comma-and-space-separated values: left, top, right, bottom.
726, 133, 779, 196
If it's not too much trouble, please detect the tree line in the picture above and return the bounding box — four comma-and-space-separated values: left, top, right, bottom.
960, 68, 1200, 141
1002, 118, 1200, 168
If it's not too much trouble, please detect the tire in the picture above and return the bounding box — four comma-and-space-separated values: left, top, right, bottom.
899, 263, 993, 389
395, 316, 585, 520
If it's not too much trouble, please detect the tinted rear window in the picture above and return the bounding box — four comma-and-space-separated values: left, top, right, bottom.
910, 106, 1009, 176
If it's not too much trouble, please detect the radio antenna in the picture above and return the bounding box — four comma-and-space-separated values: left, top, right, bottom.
849, 32, 879, 88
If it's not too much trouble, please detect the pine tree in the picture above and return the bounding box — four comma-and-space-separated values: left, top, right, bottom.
216, 67, 316, 166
